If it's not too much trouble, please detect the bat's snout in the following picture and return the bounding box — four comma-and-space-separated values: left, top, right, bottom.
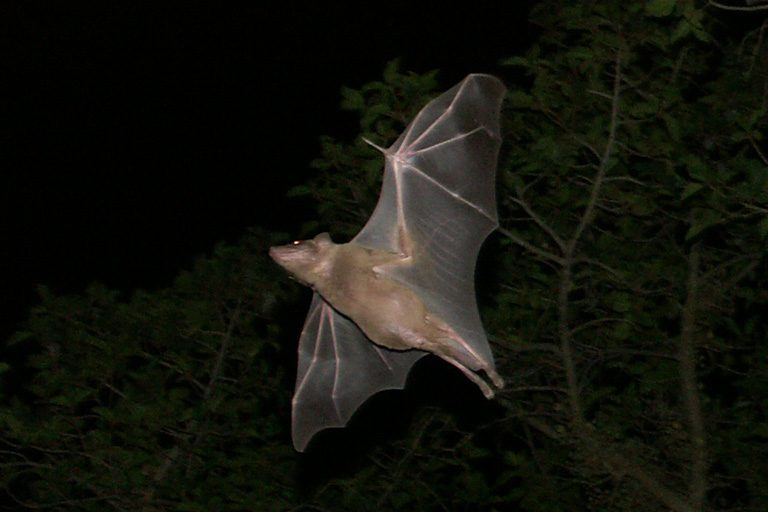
268, 243, 316, 286
269, 244, 297, 267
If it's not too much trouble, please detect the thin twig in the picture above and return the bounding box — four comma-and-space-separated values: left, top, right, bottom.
709, 0, 768, 10
747, 132, 768, 166
679, 243, 708, 509
510, 192, 567, 252
498, 227, 565, 264
558, 50, 623, 427
569, 53, 622, 250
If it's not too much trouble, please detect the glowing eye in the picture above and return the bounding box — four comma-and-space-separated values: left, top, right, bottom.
292, 240, 301, 245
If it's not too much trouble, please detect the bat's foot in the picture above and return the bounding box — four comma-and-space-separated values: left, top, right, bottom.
477, 382, 494, 399
486, 368, 505, 390
441, 355, 497, 399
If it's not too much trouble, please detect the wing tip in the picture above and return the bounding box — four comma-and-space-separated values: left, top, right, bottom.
463, 73, 506, 91
292, 426, 317, 452
291, 404, 342, 453
291, 351, 426, 452
293, 438, 309, 452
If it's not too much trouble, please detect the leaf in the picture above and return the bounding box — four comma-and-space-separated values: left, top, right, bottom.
671, 20, 691, 43
663, 113, 681, 141
565, 46, 594, 63
645, 0, 676, 17
610, 292, 632, 313
7, 330, 34, 346
683, 154, 709, 181
759, 216, 768, 240
501, 56, 530, 68
507, 90, 533, 108
503, 451, 526, 467
286, 185, 312, 198
685, 208, 722, 241
340, 87, 365, 111
613, 321, 632, 340
681, 182, 704, 200
382, 58, 402, 83
753, 423, 768, 439
0, 410, 25, 438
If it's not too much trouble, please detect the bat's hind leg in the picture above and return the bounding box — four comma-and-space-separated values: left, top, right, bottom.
426, 315, 505, 394
485, 367, 505, 390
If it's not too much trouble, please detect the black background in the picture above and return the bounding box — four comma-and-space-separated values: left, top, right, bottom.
2, 1, 533, 339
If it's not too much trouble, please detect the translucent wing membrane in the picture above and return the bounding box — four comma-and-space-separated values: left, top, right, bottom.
292, 74, 505, 451
354, 74, 505, 367
388, 74, 504, 224
292, 294, 426, 452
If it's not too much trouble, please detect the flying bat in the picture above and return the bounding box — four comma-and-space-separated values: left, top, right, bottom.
270, 73, 506, 451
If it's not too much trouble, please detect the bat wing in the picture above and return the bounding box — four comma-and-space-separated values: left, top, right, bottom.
292, 293, 427, 452
291, 75, 504, 451
354, 74, 506, 370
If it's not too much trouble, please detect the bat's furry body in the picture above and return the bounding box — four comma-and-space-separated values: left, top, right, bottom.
270, 233, 504, 397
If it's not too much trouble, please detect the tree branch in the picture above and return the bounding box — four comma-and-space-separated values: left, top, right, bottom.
550, 48, 699, 512
569, 52, 622, 251
557, 264, 584, 425
525, 417, 697, 512
747, 132, 768, 166
202, 300, 242, 403
557, 50, 623, 429
498, 227, 565, 265
588, 436, 695, 512
144, 300, 243, 500
510, 192, 567, 252
375, 411, 434, 508
679, 243, 708, 510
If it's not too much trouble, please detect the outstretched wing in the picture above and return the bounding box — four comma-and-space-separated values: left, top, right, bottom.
292, 293, 427, 452
354, 74, 506, 369
291, 75, 505, 451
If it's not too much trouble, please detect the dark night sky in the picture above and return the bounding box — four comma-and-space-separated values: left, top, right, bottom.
1, 1, 533, 339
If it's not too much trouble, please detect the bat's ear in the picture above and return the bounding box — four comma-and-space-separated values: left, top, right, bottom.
313, 232, 333, 246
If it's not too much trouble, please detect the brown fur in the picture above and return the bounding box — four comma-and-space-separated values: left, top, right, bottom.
270, 233, 504, 397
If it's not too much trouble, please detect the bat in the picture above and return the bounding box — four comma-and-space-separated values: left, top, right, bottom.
269, 74, 506, 451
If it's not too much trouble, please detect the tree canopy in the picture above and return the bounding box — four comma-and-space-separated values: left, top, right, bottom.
2, 1, 766, 510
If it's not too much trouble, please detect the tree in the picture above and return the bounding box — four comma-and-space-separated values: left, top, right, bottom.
2, 1, 766, 510
0, 230, 301, 510
492, 3, 767, 510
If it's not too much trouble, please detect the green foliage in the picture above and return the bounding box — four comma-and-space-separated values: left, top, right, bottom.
491, 1, 767, 510
291, 59, 439, 240
0, 229, 299, 510
2, 2, 767, 510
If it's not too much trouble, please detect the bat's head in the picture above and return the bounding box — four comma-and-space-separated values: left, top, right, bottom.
269, 232, 335, 287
